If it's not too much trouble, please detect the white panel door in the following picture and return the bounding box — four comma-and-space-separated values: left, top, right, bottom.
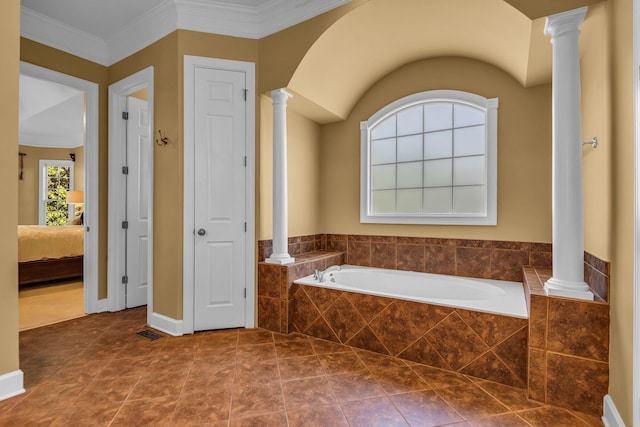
125, 96, 150, 308
193, 67, 246, 330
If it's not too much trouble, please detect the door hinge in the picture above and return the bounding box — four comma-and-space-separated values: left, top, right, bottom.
244, 156, 247, 167
244, 288, 247, 298
122, 220, 129, 229
122, 275, 128, 284
122, 166, 129, 175
244, 222, 247, 232
242, 89, 248, 101
122, 111, 129, 120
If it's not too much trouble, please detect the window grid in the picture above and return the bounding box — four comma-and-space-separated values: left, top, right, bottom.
369, 102, 486, 215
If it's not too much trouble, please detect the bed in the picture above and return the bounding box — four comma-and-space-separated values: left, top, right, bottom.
18, 225, 84, 286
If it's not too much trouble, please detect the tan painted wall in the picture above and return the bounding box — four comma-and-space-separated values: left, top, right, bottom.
20, 39, 109, 298
259, 94, 322, 240
320, 57, 552, 242
608, 0, 634, 423
0, 0, 20, 378
581, 3, 611, 261
18, 145, 85, 225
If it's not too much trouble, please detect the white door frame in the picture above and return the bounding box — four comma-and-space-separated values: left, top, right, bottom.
107, 67, 154, 322
183, 56, 256, 334
19, 62, 100, 314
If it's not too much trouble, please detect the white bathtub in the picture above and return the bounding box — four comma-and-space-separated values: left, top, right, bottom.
294, 265, 528, 318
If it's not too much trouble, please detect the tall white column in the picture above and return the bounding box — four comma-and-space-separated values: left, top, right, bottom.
543, 7, 593, 300
266, 88, 295, 265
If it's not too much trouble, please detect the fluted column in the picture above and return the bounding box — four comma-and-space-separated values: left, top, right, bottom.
266, 89, 295, 265
543, 7, 593, 300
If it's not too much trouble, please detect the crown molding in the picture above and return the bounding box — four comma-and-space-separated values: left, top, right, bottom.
21, 0, 350, 66
21, 6, 109, 65
106, 0, 177, 66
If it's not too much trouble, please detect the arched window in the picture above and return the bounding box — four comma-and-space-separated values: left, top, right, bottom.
360, 90, 498, 225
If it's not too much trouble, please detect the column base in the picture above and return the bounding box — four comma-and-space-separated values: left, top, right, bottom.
265, 255, 295, 265
544, 277, 594, 301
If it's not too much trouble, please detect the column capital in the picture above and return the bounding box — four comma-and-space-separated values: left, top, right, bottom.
271, 88, 292, 105
544, 6, 587, 38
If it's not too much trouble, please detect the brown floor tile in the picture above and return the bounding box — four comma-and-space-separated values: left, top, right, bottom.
278, 355, 325, 381
236, 343, 277, 362
390, 390, 463, 427
518, 406, 595, 427
237, 329, 274, 346
467, 412, 531, 426
183, 362, 236, 393
0, 409, 61, 426
341, 396, 409, 427
172, 388, 232, 425
110, 396, 178, 427
371, 365, 431, 395
230, 381, 285, 419
318, 351, 367, 375
287, 404, 349, 427
309, 337, 353, 354
51, 400, 121, 427
436, 383, 510, 420
275, 340, 315, 359
410, 363, 473, 389
127, 369, 189, 400
229, 411, 288, 426
327, 371, 385, 402
282, 377, 337, 410
476, 380, 544, 412
235, 358, 280, 385
74, 375, 140, 405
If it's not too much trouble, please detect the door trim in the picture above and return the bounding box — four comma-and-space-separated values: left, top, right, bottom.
107, 67, 154, 321
183, 56, 256, 334
634, 0, 640, 423
19, 62, 100, 314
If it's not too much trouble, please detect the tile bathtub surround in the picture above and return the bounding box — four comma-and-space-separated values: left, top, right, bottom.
259, 234, 610, 296
258, 251, 344, 334
523, 266, 610, 416
292, 283, 529, 389
3, 307, 604, 427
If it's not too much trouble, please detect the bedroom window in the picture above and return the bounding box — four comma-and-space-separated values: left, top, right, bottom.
39, 160, 74, 226
360, 90, 498, 225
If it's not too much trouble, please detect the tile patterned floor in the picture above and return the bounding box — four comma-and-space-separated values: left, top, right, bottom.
1, 307, 603, 426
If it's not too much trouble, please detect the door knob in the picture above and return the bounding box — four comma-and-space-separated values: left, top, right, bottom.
197, 228, 206, 236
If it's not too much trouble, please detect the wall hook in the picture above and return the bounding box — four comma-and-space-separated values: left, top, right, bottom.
156, 130, 169, 147
582, 137, 597, 149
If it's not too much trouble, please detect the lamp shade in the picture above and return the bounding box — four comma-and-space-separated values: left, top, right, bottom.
66, 190, 84, 204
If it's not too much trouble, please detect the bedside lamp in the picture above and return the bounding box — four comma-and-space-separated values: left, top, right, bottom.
66, 191, 84, 224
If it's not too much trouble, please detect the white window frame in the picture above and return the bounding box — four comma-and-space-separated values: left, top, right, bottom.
39, 159, 75, 226
360, 89, 498, 225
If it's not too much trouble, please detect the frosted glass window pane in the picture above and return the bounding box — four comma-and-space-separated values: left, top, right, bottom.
372, 116, 396, 140
397, 162, 422, 189
453, 186, 486, 214
397, 135, 422, 162
424, 159, 452, 187
424, 103, 452, 132
454, 156, 485, 186
424, 187, 452, 214
372, 164, 396, 190
454, 104, 485, 127
454, 125, 485, 157
372, 190, 395, 214
371, 138, 396, 165
424, 130, 452, 159
397, 189, 422, 213
397, 105, 423, 136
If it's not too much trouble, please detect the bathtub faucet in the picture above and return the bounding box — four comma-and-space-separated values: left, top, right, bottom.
314, 265, 341, 282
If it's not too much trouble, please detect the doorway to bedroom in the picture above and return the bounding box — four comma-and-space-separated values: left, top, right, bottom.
18, 63, 100, 330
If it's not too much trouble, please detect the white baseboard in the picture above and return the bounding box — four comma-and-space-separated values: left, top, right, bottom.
0, 370, 24, 401
149, 311, 183, 336
602, 395, 626, 427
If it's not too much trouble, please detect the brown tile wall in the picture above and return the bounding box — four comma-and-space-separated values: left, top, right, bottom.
257, 251, 344, 334
259, 234, 609, 298
291, 283, 528, 388
523, 267, 610, 416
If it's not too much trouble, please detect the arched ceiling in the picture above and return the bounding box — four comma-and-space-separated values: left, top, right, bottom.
287, 0, 600, 123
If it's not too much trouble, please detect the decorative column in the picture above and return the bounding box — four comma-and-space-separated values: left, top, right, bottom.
543, 7, 593, 301
266, 88, 295, 265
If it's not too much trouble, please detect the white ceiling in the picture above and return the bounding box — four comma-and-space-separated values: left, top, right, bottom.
19, 75, 85, 148
19, 0, 348, 148
20, 0, 350, 66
